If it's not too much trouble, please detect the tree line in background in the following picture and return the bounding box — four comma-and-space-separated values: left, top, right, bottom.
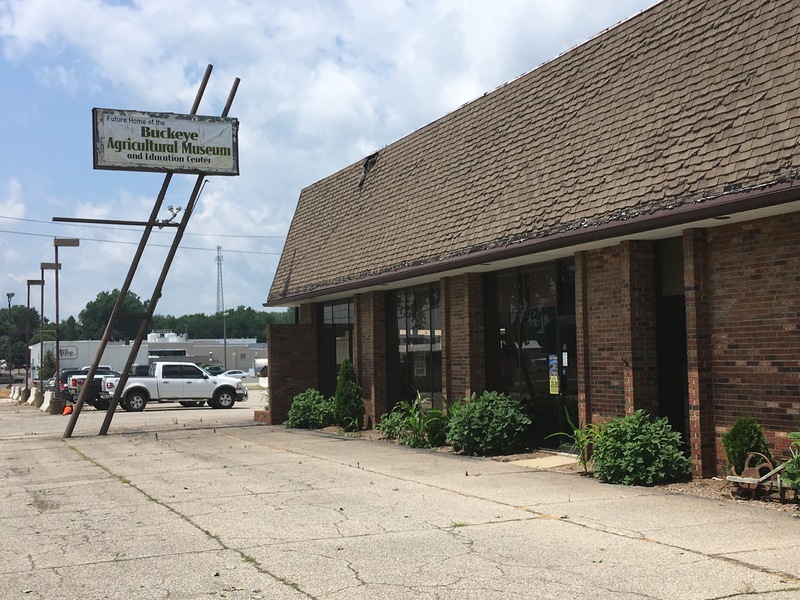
0, 289, 294, 368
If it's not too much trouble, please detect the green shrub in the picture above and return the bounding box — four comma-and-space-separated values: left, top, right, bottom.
376, 405, 408, 439
592, 410, 691, 486
376, 397, 449, 448
547, 409, 606, 474
333, 359, 364, 432
445, 391, 532, 456
722, 416, 772, 474
780, 431, 800, 491
285, 388, 334, 429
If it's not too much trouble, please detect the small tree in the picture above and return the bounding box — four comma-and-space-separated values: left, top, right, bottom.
333, 359, 364, 432
41, 350, 57, 379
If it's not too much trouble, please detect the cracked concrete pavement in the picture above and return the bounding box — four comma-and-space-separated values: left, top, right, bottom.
2, 395, 800, 599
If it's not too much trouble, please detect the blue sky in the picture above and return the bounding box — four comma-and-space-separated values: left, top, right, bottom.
0, 0, 655, 321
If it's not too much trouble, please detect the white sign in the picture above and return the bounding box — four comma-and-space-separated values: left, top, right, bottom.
92, 108, 239, 175
59, 346, 79, 360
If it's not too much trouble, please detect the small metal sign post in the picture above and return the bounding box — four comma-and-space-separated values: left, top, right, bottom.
63, 64, 240, 438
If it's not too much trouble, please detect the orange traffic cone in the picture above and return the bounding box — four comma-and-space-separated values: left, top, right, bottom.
63, 405, 73, 415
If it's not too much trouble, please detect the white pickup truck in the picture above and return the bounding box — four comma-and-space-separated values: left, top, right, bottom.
99, 362, 248, 412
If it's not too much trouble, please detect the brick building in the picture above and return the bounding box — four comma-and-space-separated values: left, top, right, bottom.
265, 0, 800, 476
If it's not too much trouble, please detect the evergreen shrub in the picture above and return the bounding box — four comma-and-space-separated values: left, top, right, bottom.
722, 416, 772, 474
334, 359, 364, 432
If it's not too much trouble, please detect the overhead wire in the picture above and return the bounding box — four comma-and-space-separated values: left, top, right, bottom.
0, 228, 282, 255
0, 215, 286, 239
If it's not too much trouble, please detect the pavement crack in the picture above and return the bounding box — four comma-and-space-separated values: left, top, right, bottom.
63, 442, 321, 599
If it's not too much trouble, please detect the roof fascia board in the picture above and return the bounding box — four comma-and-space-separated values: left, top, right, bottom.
266, 180, 800, 306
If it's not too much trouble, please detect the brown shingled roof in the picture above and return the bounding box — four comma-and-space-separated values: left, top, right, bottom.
268, 0, 800, 305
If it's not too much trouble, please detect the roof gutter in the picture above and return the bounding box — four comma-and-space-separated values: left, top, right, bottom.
266, 179, 800, 306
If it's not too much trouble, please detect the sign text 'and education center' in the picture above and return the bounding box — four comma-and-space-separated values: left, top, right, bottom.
92, 108, 239, 175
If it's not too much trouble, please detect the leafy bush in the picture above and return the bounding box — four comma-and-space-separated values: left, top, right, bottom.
592, 410, 691, 486
722, 416, 772, 474
376, 405, 408, 439
285, 388, 334, 429
445, 391, 532, 456
547, 410, 606, 474
780, 431, 800, 491
333, 359, 364, 432
376, 397, 448, 448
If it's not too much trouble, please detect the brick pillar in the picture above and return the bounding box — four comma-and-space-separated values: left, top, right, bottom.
442, 274, 486, 402
684, 229, 715, 477
622, 240, 658, 416
575, 251, 591, 426
264, 323, 318, 425
354, 291, 388, 428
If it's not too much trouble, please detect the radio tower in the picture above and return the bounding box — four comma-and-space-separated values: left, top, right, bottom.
216, 246, 225, 313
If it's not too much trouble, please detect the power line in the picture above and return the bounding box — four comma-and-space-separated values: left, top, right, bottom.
0, 215, 286, 239
0, 228, 282, 255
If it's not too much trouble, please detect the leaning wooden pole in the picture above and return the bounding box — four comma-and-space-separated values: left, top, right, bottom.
97, 75, 240, 436
63, 64, 214, 439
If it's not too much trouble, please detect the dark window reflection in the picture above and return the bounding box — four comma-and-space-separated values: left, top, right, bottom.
395, 284, 442, 408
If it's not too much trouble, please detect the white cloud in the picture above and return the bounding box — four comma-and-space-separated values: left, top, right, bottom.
0, 0, 656, 317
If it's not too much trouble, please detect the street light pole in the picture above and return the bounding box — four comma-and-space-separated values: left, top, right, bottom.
5, 292, 14, 387
39, 262, 59, 395
53, 238, 80, 403
25, 280, 43, 399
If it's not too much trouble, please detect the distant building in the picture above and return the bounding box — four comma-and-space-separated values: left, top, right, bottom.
29, 332, 266, 377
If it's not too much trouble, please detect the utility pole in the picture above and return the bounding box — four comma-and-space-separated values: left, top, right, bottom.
216, 246, 227, 370
216, 245, 224, 314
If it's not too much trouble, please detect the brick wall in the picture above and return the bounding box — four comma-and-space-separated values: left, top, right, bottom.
706, 213, 800, 469
576, 251, 592, 426
265, 323, 318, 425
441, 274, 486, 401
581, 241, 658, 422
354, 291, 388, 428
685, 228, 716, 477
582, 246, 627, 420
623, 241, 659, 415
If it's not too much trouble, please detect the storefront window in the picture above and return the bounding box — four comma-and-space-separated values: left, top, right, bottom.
488, 259, 576, 446
395, 284, 442, 408
496, 264, 557, 400
323, 299, 353, 369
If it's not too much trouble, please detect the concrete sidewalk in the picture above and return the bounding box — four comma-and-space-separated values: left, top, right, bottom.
2, 398, 800, 599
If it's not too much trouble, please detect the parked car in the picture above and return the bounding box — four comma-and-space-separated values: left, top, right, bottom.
220, 369, 248, 379
130, 364, 151, 376
0, 371, 24, 385
66, 367, 120, 409
203, 364, 223, 375
100, 362, 247, 411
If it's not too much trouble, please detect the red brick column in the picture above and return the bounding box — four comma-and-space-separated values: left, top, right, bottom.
575, 251, 592, 426
264, 323, 318, 425
684, 228, 715, 477
442, 274, 486, 403
354, 291, 388, 428
622, 240, 658, 416
582, 242, 657, 421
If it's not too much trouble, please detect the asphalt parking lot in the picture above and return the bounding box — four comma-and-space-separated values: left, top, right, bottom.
3, 393, 800, 599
